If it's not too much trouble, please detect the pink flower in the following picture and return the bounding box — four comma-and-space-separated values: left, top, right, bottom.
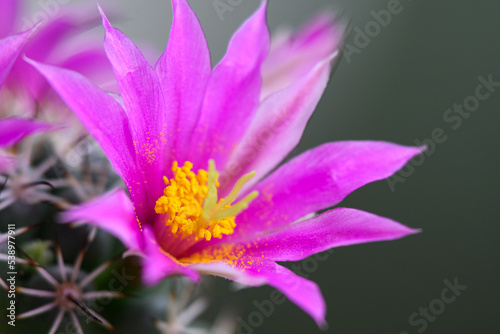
261, 11, 343, 99
0, 0, 113, 118
28, 0, 423, 325
0, 0, 116, 167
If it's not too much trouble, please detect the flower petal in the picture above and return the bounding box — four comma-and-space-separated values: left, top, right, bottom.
207, 259, 326, 326
0, 0, 18, 37
240, 207, 419, 261
9, 5, 103, 100
25, 59, 145, 215
231, 141, 425, 239
189, 0, 270, 170
0, 27, 34, 88
0, 117, 53, 148
252, 262, 326, 326
141, 226, 200, 285
57, 45, 115, 92
99, 7, 168, 215
155, 0, 211, 164
187, 261, 266, 286
22, 5, 101, 61
59, 188, 142, 251
261, 12, 343, 99
221, 54, 334, 192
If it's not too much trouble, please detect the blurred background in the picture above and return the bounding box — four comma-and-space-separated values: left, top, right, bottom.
2, 0, 499, 333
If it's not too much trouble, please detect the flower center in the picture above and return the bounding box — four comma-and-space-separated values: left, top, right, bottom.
155, 160, 258, 241
56, 282, 82, 311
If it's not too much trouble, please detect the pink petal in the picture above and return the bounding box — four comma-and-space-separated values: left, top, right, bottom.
261, 12, 343, 99
0, 0, 18, 37
59, 188, 142, 251
25, 59, 147, 218
187, 261, 266, 286
141, 226, 200, 285
241, 207, 419, 261
183, 255, 325, 325
0, 117, 53, 147
22, 5, 101, 61
221, 55, 333, 192
0, 27, 34, 88
254, 262, 326, 326
58, 46, 114, 92
223, 260, 326, 326
231, 141, 425, 239
99, 7, 168, 215
189, 0, 270, 171
9, 5, 103, 100
155, 0, 211, 165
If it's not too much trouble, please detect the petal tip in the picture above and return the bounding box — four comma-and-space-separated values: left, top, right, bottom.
318, 320, 329, 331
24, 20, 43, 35
417, 145, 427, 154
396, 225, 422, 239
258, 0, 268, 16
97, 4, 112, 29
410, 227, 423, 235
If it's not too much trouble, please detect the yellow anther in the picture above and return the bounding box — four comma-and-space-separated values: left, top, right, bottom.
154, 160, 258, 241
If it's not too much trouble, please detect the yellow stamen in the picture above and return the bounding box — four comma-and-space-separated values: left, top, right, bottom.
154, 160, 258, 241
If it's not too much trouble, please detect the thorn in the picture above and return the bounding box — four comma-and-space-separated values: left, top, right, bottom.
67, 295, 103, 324
0, 175, 8, 194
15, 244, 41, 267
0, 277, 8, 291
71, 227, 97, 283
88, 226, 98, 243
54, 232, 67, 282
82, 291, 127, 300
15, 286, 56, 298
15, 244, 59, 286
17, 222, 43, 234
22, 180, 55, 190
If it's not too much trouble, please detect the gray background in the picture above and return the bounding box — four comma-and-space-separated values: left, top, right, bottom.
15, 0, 500, 333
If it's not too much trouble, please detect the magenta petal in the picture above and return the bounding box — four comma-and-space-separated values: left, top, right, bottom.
261, 12, 343, 99
0, 27, 34, 88
141, 226, 200, 285
155, 0, 211, 164
189, 0, 270, 170
221, 55, 333, 192
0, 0, 18, 37
185, 257, 325, 325
22, 6, 101, 61
25, 59, 146, 214
9, 6, 103, 100
242, 207, 419, 261
59, 47, 114, 91
0, 117, 53, 148
99, 7, 168, 208
59, 189, 142, 251
187, 261, 266, 286
244, 261, 326, 326
25, 58, 136, 173
231, 141, 425, 239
